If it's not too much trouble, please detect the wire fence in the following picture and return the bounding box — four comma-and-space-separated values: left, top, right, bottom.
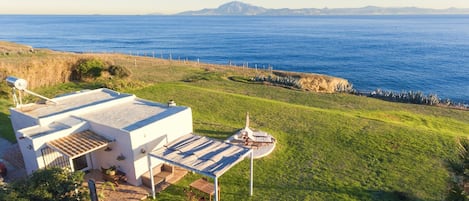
74, 50, 276, 72
3, 49, 468, 109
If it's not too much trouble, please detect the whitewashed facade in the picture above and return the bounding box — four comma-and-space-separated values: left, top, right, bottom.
9, 88, 192, 186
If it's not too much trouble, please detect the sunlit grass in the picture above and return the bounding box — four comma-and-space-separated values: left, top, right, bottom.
2, 52, 468, 200
127, 82, 463, 201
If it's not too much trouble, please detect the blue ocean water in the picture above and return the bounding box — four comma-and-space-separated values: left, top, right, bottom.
1, 15, 469, 102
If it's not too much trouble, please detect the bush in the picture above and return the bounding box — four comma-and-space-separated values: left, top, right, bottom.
0, 82, 10, 100
108, 65, 131, 78
369, 89, 442, 106
0, 167, 88, 201
73, 58, 105, 80
253, 75, 302, 89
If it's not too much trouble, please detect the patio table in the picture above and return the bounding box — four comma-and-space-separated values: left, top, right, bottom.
190, 178, 220, 201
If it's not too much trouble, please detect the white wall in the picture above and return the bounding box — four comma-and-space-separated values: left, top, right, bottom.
9, 89, 195, 187
10, 108, 41, 174
130, 107, 193, 185
17, 137, 37, 174
9, 108, 38, 139
87, 121, 136, 184
17, 119, 89, 174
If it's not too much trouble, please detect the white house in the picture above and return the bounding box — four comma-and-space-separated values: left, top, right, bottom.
9, 88, 193, 186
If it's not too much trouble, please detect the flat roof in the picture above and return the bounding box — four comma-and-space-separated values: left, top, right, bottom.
149, 133, 252, 178
13, 88, 189, 132
14, 88, 132, 118
79, 98, 188, 132
20, 116, 85, 138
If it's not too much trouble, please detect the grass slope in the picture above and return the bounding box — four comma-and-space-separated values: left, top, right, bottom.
2, 45, 469, 200
3, 71, 467, 200
125, 81, 464, 201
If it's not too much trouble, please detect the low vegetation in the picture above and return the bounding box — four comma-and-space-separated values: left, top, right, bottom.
73, 58, 106, 80
367, 89, 454, 107
129, 83, 466, 201
108, 64, 131, 78
1, 42, 469, 200
0, 167, 88, 201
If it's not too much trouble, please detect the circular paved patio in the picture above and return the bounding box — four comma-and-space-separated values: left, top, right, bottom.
226, 132, 276, 159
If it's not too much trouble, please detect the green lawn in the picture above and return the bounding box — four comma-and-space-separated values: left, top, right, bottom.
2, 51, 469, 200
123, 81, 465, 201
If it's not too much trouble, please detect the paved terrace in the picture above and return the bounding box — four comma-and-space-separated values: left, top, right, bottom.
84, 167, 187, 201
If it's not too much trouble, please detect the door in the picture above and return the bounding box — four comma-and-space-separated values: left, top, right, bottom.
72, 154, 91, 171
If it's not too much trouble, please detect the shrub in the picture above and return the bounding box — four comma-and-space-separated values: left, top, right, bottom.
336, 82, 354, 93
253, 75, 302, 89
0, 82, 10, 99
369, 89, 442, 106
108, 65, 131, 78
73, 58, 105, 80
0, 167, 88, 201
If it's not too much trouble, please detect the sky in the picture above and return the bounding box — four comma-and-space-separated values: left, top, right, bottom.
0, 0, 468, 15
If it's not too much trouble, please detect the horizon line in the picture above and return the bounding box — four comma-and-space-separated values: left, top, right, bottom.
1, 5, 469, 15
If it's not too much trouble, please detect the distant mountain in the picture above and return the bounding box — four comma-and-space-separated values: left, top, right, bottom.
178, 1, 266, 16
176, 1, 469, 16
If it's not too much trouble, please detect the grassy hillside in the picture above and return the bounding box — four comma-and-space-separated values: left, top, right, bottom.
1, 42, 469, 200
128, 82, 463, 201
29, 71, 468, 201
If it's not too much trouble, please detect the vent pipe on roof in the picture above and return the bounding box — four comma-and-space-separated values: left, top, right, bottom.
168, 100, 176, 107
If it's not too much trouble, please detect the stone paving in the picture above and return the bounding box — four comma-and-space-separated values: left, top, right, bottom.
84, 167, 188, 201
85, 169, 151, 201
0, 138, 27, 182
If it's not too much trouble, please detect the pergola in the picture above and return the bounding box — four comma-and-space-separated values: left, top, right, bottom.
45, 130, 112, 170
147, 133, 253, 201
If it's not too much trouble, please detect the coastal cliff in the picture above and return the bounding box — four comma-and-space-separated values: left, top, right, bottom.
2, 41, 469, 201
0, 41, 352, 95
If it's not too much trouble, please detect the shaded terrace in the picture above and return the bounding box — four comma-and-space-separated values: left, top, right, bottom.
148, 133, 254, 201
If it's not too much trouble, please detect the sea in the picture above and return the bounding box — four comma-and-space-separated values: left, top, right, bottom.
1, 15, 469, 103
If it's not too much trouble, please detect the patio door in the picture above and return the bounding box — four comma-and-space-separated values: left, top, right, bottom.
72, 154, 91, 171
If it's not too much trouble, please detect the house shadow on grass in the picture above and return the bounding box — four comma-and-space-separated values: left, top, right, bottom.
0, 110, 15, 142
194, 129, 235, 140
369, 190, 425, 201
